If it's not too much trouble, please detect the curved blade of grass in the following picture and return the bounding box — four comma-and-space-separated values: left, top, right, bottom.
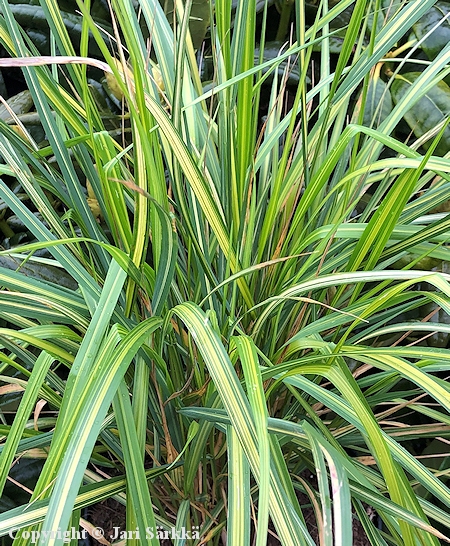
173, 499, 191, 546
36, 316, 162, 545
323, 443, 352, 546
0, 465, 176, 536
183, 407, 449, 541
0, 352, 54, 496
341, 351, 450, 412
0, 239, 145, 294
252, 271, 450, 337
0, 292, 88, 327
0, 0, 109, 270
232, 336, 269, 546
357, 45, 450, 168
226, 425, 250, 546
0, 329, 73, 364
0, 174, 100, 298
263, 370, 450, 512
113, 381, 159, 546
149, 200, 178, 315
334, 0, 440, 103
303, 423, 333, 546
57, 260, 127, 432
357, 322, 450, 343
172, 302, 314, 546
0, 267, 86, 311
91, 132, 133, 252
303, 421, 353, 546
302, 358, 422, 545
8, 260, 125, 545
346, 116, 449, 276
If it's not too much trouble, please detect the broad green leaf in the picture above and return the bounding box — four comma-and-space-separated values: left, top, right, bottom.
161, 0, 210, 49
366, 0, 401, 35
0, 255, 78, 291
0, 90, 33, 121
362, 74, 393, 127
391, 73, 450, 156
413, 1, 450, 60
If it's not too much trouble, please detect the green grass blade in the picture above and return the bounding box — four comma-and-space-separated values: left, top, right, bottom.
0, 352, 54, 495
232, 336, 270, 546
226, 425, 250, 546
113, 381, 160, 546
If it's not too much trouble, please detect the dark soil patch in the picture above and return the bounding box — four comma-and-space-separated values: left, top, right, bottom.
87, 496, 372, 546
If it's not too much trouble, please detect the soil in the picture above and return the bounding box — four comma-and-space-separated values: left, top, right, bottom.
87, 495, 372, 546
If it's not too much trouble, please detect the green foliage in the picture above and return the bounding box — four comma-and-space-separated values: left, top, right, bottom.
391, 72, 450, 155
412, 1, 450, 60
361, 72, 393, 128
160, 0, 210, 49
0, 0, 449, 545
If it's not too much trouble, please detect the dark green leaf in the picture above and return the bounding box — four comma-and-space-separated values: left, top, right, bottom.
413, 1, 450, 60
363, 76, 393, 127
366, 0, 401, 35
255, 41, 310, 86
2, 4, 113, 56
0, 256, 78, 291
391, 72, 450, 155
160, 0, 210, 49
0, 91, 33, 121
312, 34, 345, 55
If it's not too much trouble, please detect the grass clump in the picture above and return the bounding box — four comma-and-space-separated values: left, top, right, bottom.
0, 0, 449, 544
